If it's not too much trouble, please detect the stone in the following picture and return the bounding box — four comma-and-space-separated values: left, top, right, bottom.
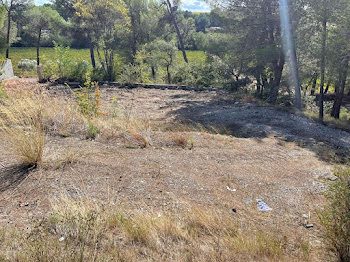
312, 168, 338, 181
0, 59, 14, 81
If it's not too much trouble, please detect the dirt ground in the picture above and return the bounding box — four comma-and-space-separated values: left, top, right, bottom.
1, 78, 348, 261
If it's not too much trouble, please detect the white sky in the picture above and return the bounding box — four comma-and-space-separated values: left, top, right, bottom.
34, 0, 211, 12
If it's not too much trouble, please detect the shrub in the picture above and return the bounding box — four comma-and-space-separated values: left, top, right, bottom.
53, 41, 72, 80
170, 132, 190, 148
0, 95, 45, 166
42, 60, 56, 81
172, 61, 212, 88
18, 59, 36, 72
319, 169, 350, 261
73, 74, 100, 118
68, 60, 91, 83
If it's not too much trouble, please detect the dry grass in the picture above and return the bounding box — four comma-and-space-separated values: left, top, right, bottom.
170, 132, 190, 148
42, 96, 87, 137
0, 198, 297, 262
0, 95, 45, 166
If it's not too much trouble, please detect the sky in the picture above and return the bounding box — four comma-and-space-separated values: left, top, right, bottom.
34, 0, 211, 12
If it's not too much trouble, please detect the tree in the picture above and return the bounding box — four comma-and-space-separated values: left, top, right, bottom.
208, 0, 286, 103
144, 39, 177, 83
24, 6, 65, 65
74, 0, 130, 81
164, 0, 188, 63
279, 0, 302, 109
306, 0, 347, 121
0, 5, 8, 49
0, 0, 32, 58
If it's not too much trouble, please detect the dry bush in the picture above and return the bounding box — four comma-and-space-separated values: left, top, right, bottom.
170, 132, 190, 148
0, 198, 304, 262
0, 95, 45, 166
129, 130, 150, 148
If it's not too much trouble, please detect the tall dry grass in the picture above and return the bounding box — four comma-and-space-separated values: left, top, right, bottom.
0, 95, 45, 165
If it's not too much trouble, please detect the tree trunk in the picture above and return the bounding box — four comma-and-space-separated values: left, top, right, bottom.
36, 29, 41, 66
324, 83, 330, 94
88, 35, 96, 68
311, 73, 317, 95
6, 9, 11, 59
268, 52, 285, 104
291, 46, 301, 109
167, 65, 171, 84
151, 66, 156, 79
331, 57, 349, 119
166, 0, 188, 63
319, 17, 327, 122
130, 13, 137, 58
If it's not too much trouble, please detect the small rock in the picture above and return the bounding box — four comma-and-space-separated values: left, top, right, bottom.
312, 168, 337, 181
326, 174, 338, 181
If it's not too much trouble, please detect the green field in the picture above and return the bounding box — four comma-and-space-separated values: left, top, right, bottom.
1, 47, 206, 77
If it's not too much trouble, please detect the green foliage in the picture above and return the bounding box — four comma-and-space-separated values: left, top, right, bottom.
53, 41, 72, 79
73, 73, 100, 118
69, 60, 90, 82
42, 60, 56, 81
0, 85, 7, 99
319, 169, 350, 261
0, 5, 6, 50
87, 121, 99, 139
41, 42, 92, 82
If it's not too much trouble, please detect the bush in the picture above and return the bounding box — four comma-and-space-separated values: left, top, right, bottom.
68, 60, 90, 83
42, 60, 56, 81
172, 61, 213, 88
319, 169, 350, 261
73, 74, 100, 118
18, 59, 36, 72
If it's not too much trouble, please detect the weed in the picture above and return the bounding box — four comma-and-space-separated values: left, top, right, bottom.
87, 121, 99, 140
319, 168, 350, 261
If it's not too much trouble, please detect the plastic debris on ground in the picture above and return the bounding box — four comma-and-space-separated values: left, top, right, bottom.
256, 199, 272, 212
226, 186, 236, 192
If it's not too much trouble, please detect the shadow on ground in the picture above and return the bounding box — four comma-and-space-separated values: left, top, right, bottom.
0, 164, 34, 193
168, 93, 350, 164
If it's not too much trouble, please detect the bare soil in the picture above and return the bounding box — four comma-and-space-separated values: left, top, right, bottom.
1, 78, 347, 261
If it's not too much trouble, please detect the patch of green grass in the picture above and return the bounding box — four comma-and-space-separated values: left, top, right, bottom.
304, 109, 350, 132
2, 47, 91, 77
1, 48, 206, 77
